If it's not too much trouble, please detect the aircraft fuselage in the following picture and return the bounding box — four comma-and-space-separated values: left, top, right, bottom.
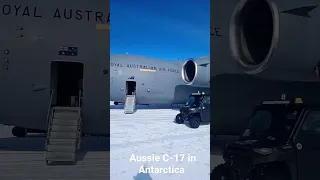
0, 0, 110, 136
110, 54, 209, 104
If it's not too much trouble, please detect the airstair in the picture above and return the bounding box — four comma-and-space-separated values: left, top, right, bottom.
45, 90, 83, 165
124, 95, 136, 114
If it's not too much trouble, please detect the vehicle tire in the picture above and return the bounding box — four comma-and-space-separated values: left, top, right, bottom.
12, 127, 26, 137
211, 163, 234, 180
189, 116, 201, 128
175, 113, 184, 124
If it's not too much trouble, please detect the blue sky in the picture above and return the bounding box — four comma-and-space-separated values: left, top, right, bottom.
110, 0, 210, 60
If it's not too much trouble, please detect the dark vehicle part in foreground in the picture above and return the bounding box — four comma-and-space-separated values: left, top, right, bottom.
175, 92, 210, 128
212, 98, 320, 180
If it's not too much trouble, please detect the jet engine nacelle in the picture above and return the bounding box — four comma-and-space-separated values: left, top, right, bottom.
212, 0, 320, 82
181, 57, 210, 87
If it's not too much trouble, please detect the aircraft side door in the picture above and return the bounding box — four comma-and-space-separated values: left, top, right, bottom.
201, 96, 210, 123
294, 110, 320, 180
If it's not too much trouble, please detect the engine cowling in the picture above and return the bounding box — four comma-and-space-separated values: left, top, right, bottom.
212, 0, 320, 82
181, 57, 210, 87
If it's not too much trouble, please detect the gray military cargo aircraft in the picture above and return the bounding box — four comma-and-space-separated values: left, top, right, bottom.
211, 0, 320, 135
110, 54, 210, 105
0, 0, 110, 137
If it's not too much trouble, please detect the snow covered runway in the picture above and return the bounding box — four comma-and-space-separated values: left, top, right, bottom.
110, 107, 210, 179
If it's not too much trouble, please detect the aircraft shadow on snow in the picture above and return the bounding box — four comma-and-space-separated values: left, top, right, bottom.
0, 133, 109, 164
110, 104, 184, 111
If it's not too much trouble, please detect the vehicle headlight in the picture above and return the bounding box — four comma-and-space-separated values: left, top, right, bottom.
253, 148, 274, 155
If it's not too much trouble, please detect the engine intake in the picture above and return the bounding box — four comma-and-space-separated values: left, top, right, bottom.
182, 60, 196, 83
182, 58, 209, 86
229, 0, 279, 74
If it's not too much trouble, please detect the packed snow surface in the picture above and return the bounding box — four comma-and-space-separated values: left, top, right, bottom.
110, 103, 210, 180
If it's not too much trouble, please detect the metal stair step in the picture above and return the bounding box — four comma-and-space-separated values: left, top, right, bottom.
45, 105, 82, 164
54, 112, 79, 119
48, 139, 77, 146
51, 125, 78, 132
54, 106, 79, 112
125, 95, 136, 114
47, 144, 76, 152
52, 118, 79, 126
50, 132, 77, 139
46, 151, 75, 161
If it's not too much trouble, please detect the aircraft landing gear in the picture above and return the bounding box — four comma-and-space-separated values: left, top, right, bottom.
12, 126, 26, 137
114, 101, 119, 105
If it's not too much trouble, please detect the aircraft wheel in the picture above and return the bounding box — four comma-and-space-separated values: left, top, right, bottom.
175, 113, 184, 124
189, 116, 201, 128
114, 101, 119, 105
211, 163, 234, 180
12, 126, 26, 137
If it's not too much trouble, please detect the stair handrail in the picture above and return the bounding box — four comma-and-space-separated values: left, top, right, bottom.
133, 94, 136, 111
76, 89, 83, 149
45, 89, 54, 148
124, 95, 128, 109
